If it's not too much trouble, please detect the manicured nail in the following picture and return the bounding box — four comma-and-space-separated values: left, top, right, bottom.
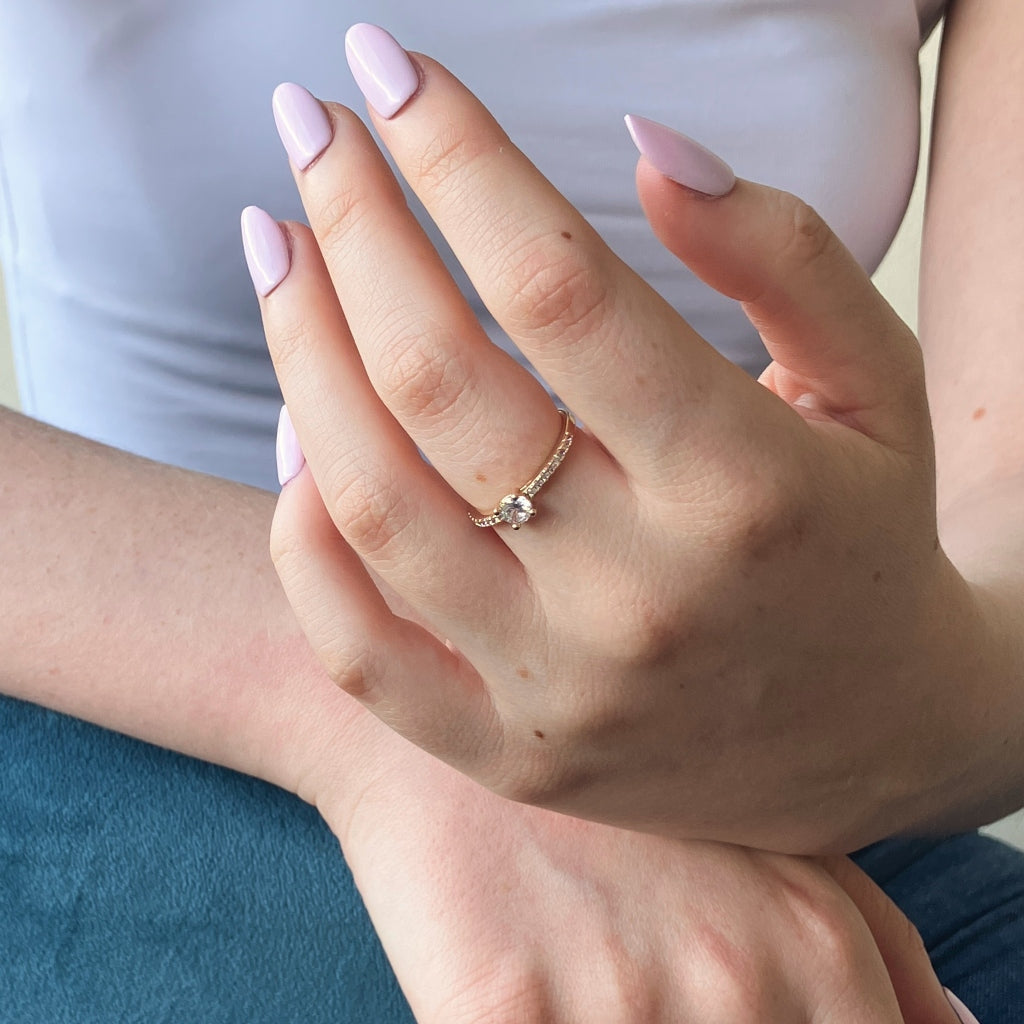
272, 82, 333, 170
944, 989, 981, 1024
345, 23, 419, 119
624, 114, 735, 197
276, 405, 305, 487
240, 206, 290, 297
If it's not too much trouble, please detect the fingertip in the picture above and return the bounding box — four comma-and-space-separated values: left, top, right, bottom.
344, 22, 420, 119
240, 205, 291, 297
625, 114, 736, 197
276, 404, 306, 488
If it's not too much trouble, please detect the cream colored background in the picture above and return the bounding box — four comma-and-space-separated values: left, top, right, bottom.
1, 29, 1022, 848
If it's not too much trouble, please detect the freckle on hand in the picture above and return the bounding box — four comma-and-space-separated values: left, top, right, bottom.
517, 666, 531, 680
475, 472, 487, 483
533, 730, 545, 740
973, 407, 986, 421
561, 231, 572, 240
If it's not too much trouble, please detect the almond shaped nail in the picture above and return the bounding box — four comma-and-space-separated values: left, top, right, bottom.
276, 405, 305, 487
624, 114, 736, 197
344, 23, 419, 119
240, 206, 290, 297
272, 82, 333, 170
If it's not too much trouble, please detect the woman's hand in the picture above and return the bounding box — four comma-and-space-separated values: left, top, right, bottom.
252, 24, 1001, 853
318, 726, 967, 1024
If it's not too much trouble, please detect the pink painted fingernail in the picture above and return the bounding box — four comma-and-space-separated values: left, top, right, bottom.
624, 114, 736, 197
272, 82, 333, 170
345, 23, 419, 119
241, 206, 290, 297
944, 989, 981, 1024
276, 405, 305, 487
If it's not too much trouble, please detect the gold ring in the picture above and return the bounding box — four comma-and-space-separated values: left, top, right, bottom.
468, 409, 576, 530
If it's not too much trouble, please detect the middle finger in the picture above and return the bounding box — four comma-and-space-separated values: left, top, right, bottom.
343, 24, 757, 478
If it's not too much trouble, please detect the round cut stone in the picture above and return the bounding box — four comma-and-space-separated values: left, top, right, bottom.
498, 493, 534, 528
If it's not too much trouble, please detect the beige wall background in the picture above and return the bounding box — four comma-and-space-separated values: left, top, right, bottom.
0, 264, 12, 409
1, 28, 1023, 848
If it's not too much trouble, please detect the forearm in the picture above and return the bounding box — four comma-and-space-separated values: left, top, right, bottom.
917, 0, 1024, 820
0, 405, 380, 800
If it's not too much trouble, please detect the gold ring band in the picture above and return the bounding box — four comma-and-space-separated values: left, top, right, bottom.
468, 409, 576, 530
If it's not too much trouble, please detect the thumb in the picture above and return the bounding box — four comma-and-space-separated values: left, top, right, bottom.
625, 114, 930, 454
819, 856, 978, 1024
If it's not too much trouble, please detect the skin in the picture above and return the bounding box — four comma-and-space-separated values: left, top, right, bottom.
264, 18, 1024, 855
0, 0, 1006, 1018
0, 409, 962, 1023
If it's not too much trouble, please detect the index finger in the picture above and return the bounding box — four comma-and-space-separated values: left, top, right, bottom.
344, 23, 758, 474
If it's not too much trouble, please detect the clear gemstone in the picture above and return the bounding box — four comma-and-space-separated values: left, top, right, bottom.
498, 494, 534, 527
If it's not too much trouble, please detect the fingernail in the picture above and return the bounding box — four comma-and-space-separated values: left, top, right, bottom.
944, 988, 982, 1024
272, 82, 333, 170
624, 114, 735, 197
345, 23, 419, 119
276, 405, 305, 487
240, 206, 290, 296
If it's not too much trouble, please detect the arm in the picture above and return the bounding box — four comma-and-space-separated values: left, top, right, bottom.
0, 400, 967, 1024
919, 0, 1024, 812
0, 404, 380, 799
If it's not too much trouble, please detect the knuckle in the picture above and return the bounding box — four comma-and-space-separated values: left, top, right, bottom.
586, 962, 660, 1023
416, 119, 490, 200
266, 308, 319, 373
774, 191, 840, 273
689, 923, 772, 1023
490, 745, 579, 809
609, 591, 686, 669
268, 509, 307, 574
500, 240, 611, 343
432, 957, 552, 1024
373, 317, 464, 425
713, 468, 810, 565
315, 182, 372, 265
325, 462, 415, 562
319, 636, 377, 700
576, 563, 691, 670
806, 910, 862, 980
781, 874, 864, 978
268, 516, 381, 701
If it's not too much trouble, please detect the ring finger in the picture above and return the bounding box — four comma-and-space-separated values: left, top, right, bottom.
271, 84, 632, 553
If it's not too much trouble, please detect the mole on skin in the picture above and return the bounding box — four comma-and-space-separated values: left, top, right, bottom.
533, 730, 545, 740
561, 231, 572, 240
973, 407, 986, 420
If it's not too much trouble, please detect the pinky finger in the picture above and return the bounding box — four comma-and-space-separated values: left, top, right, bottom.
270, 448, 502, 766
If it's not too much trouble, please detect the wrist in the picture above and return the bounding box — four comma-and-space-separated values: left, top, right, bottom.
898, 555, 1024, 834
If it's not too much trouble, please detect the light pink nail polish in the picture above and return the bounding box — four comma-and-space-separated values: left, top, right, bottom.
624, 114, 736, 197
944, 988, 982, 1024
344, 23, 419, 119
240, 206, 290, 297
272, 82, 333, 170
276, 405, 305, 487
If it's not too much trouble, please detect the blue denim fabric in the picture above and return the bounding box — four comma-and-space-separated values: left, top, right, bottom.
2, 694, 1022, 1022
852, 833, 1024, 1023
